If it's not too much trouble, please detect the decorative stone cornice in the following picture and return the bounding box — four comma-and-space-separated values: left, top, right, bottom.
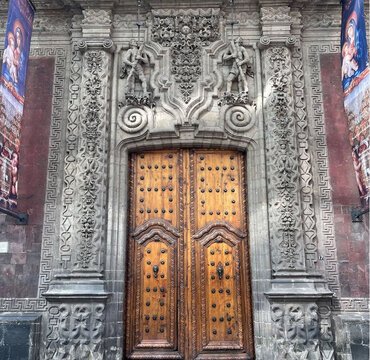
81, 9, 113, 38
259, 5, 294, 45
302, 12, 341, 29
72, 0, 118, 9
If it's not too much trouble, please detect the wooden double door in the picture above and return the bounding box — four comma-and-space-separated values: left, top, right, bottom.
125, 149, 254, 359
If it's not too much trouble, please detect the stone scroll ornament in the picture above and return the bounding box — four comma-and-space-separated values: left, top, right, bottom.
151, 12, 220, 103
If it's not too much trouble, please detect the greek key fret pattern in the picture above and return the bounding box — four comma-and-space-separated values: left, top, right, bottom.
0, 47, 68, 311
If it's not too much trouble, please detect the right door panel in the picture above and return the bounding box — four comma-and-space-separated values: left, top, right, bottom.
190, 150, 254, 359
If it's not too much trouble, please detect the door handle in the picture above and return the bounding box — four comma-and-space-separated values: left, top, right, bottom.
153, 265, 159, 278
216, 262, 224, 280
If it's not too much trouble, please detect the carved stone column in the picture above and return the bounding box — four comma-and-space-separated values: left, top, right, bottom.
259, 4, 334, 359
42, 8, 114, 359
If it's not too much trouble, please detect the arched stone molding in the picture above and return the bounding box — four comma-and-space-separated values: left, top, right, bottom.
104, 39, 271, 355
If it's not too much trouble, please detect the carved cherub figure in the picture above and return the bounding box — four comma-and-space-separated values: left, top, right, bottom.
121, 39, 149, 94
223, 37, 253, 94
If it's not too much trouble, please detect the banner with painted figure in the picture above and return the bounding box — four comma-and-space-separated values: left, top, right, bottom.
0, 0, 35, 208
341, 0, 370, 208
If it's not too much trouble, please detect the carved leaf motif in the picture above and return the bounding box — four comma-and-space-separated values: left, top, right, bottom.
271, 303, 320, 359
151, 14, 220, 103
82, 9, 112, 25
264, 46, 304, 271
74, 49, 110, 270
46, 303, 105, 359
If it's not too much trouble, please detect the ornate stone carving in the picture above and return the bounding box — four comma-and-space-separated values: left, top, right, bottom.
74, 48, 111, 271
302, 13, 341, 29
33, 16, 72, 33
232, 11, 260, 26
318, 304, 335, 359
45, 303, 105, 359
260, 6, 292, 40
113, 14, 139, 29
82, 9, 112, 26
291, 43, 318, 271
120, 40, 155, 107
271, 302, 320, 359
124, 93, 154, 108
81, 9, 112, 38
339, 297, 369, 311
222, 104, 256, 135
261, 7, 291, 23
59, 44, 83, 270
117, 106, 151, 134
218, 91, 250, 106
121, 40, 149, 94
151, 10, 220, 103
263, 46, 305, 272
223, 37, 253, 95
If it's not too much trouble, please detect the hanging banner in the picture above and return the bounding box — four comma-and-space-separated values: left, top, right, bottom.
0, 0, 35, 208
341, 0, 370, 208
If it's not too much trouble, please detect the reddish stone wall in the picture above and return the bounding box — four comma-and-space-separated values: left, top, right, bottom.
0, 57, 54, 298
320, 53, 369, 298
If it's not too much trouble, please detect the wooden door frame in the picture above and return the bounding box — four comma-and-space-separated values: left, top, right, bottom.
105, 134, 271, 358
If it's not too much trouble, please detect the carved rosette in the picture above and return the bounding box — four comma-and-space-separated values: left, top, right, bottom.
46, 303, 105, 359
263, 46, 305, 272
75, 48, 111, 272
271, 302, 320, 358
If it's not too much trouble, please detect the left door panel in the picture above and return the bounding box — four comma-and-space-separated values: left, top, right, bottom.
125, 151, 184, 359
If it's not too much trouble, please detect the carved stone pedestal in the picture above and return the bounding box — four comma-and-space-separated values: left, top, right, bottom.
266, 277, 334, 359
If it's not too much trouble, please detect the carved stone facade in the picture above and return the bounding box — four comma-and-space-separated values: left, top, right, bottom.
0, 1, 368, 360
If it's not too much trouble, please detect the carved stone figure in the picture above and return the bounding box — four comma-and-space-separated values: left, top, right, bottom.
223, 37, 253, 94
121, 39, 149, 95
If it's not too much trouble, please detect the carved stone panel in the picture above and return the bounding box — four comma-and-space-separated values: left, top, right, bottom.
262, 46, 305, 273
271, 302, 320, 359
73, 45, 113, 273
45, 302, 105, 360
151, 11, 220, 104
